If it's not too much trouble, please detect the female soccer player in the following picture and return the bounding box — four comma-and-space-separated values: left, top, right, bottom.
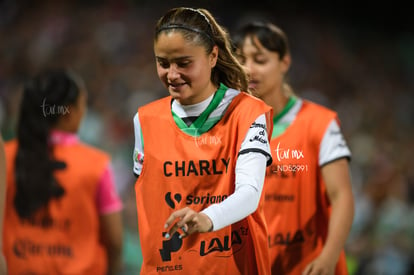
232, 21, 355, 275
133, 7, 273, 274
3, 69, 123, 274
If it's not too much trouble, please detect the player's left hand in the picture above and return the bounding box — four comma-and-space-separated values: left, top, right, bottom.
302, 254, 336, 275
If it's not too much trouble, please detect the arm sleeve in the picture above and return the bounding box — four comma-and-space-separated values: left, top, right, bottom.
201, 114, 271, 231
97, 163, 123, 214
133, 112, 144, 177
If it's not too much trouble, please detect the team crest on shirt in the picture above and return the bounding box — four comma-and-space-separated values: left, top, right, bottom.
134, 150, 144, 164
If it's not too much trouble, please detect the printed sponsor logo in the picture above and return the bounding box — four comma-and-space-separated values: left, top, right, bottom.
159, 193, 184, 264
13, 239, 73, 259
186, 193, 228, 205
165, 192, 182, 209
156, 264, 183, 272
200, 227, 248, 256
268, 230, 305, 247
166, 192, 228, 208
157, 191, 246, 272
22, 217, 71, 231
156, 229, 248, 272
265, 193, 294, 202
159, 232, 183, 262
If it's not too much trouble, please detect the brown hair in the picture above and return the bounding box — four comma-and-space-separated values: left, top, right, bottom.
155, 7, 248, 92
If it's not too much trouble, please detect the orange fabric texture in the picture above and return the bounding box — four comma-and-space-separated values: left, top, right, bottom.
264, 101, 348, 275
135, 92, 273, 275
3, 140, 109, 275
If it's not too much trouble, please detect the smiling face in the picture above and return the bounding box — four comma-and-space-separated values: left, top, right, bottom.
154, 30, 218, 105
237, 35, 290, 99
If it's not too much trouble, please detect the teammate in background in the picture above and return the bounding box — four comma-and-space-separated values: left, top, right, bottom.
2, 69, 123, 275
232, 21, 355, 275
132, 7, 273, 274
0, 136, 7, 275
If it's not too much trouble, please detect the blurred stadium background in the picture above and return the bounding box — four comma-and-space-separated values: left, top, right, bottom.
0, 0, 413, 274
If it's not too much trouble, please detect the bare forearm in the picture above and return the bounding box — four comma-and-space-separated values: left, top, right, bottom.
107, 251, 123, 275
321, 190, 354, 261
100, 212, 123, 275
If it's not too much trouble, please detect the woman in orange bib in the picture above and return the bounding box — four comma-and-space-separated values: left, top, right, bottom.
232, 21, 355, 275
133, 7, 273, 275
3, 69, 123, 275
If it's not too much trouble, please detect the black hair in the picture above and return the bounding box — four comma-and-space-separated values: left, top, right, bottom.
232, 21, 290, 59
14, 68, 81, 219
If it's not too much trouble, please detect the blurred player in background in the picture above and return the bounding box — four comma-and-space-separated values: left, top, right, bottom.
2, 69, 123, 275
232, 21, 355, 275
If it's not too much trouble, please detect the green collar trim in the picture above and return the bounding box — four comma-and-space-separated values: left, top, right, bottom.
172, 83, 227, 136
271, 95, 297, 138
273, 95, 297, 124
